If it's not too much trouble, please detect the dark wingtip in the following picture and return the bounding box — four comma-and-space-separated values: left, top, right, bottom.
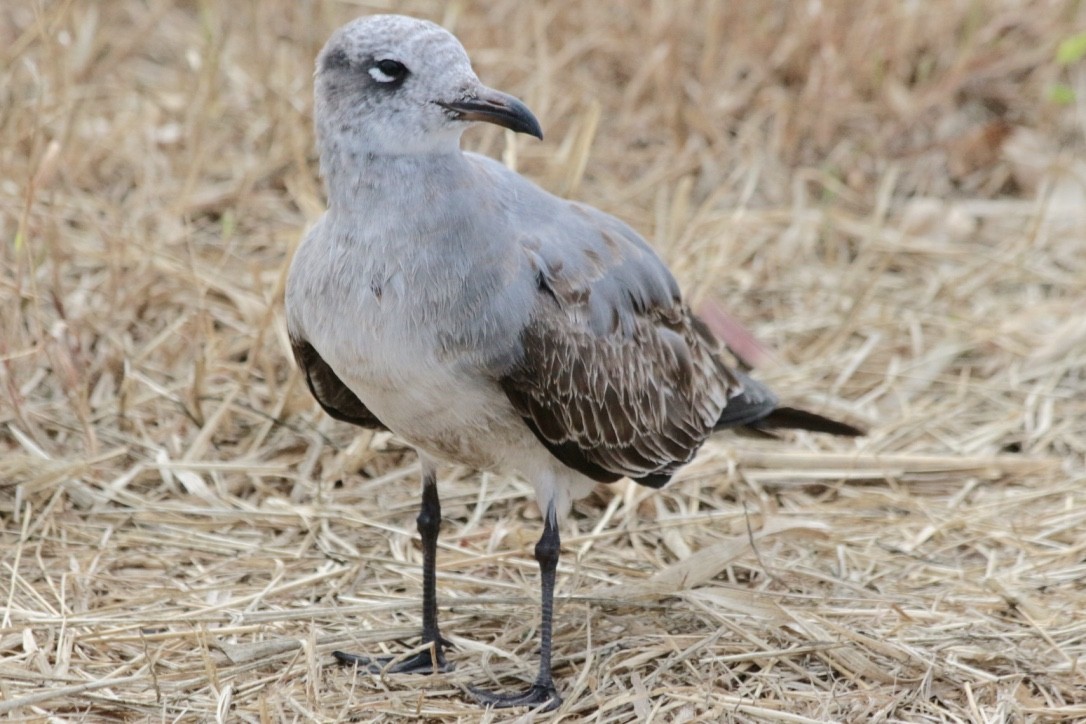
755, 406, 866, 437
632, 472, 672, 489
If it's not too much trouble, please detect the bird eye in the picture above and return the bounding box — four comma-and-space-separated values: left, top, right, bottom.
370, 59, 408, 84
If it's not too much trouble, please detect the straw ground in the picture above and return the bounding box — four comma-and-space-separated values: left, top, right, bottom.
2, 1, 1085, 721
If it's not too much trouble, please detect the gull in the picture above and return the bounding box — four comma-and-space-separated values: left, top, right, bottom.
285, 14, 863, 711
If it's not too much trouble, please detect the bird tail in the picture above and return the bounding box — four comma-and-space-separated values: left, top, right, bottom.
749, 406, 865, 437
711, 371, 864, 437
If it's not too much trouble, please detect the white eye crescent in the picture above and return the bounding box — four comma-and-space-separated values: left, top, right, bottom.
369, 67, 396, 83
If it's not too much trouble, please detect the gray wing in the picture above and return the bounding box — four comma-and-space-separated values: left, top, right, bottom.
496, 198, 771, 488
291, 336, 387, 430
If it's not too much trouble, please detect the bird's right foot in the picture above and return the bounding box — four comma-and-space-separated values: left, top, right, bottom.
333, 644, 451, 675
467, 682, 562, 711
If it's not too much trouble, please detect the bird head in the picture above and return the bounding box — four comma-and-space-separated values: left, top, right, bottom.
314, 14, 543, 157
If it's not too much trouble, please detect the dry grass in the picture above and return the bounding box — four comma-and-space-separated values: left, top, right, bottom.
3, 0, 1086, 721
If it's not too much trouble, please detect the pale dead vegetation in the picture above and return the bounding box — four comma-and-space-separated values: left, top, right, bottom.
2, 0, 1085, 721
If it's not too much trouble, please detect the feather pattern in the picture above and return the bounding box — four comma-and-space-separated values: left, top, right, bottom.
498, 200, 779, 488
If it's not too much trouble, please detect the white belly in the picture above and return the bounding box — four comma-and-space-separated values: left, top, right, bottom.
353, 358, 520, 470
302, 281, 518, 471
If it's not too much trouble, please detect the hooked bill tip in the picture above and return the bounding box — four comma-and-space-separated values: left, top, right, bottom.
438, 89, 543, 140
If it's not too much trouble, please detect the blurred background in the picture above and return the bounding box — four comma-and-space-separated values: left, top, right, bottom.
2, 1, 1084, 720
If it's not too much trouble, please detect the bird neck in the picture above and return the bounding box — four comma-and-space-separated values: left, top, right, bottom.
319, 141, 469, 212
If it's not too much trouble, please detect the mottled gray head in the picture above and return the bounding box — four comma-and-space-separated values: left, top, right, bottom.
315, 14, 542, 156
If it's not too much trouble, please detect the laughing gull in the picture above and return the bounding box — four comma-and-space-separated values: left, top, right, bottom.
285, 14, 863, 710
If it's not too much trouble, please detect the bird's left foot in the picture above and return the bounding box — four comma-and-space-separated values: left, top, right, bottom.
333, 645, 451, 675
467, 682, 561, 711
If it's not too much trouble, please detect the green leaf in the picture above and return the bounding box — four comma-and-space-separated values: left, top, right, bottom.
1049, 83, 1076, 105
1056, 32, 1086, 65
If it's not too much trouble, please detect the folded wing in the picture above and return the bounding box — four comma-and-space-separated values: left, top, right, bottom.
498, 201, 783, 488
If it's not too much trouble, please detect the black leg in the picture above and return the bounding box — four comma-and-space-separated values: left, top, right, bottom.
334, 467, 450, 674
469, 504, 562, 710
417, 470, 446, 660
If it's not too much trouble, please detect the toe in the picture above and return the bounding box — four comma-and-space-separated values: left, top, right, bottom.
334, 648, 451, 675
467, 683, 561, 711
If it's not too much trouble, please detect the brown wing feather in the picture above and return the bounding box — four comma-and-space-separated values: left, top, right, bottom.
500, 300, 735, 487
291, 336, 387, 430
